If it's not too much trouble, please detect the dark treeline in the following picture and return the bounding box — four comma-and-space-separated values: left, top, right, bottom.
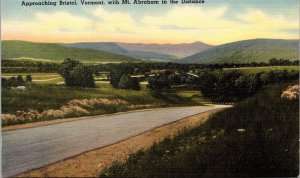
148, 69, 299, 102
2, 75, 32, 87
92, 59, 299, 75
2, 59, 60, 73
2, 58, 299, 73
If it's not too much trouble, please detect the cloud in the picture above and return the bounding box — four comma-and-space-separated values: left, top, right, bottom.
2, 6, 298, 44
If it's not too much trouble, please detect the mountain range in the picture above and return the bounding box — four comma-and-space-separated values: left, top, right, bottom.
180, 39, 299, 64
61, 42, 176, 61
117, 41, 212, 58
2, 39, 298, 64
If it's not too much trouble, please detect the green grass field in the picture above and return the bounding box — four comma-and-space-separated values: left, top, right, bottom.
2, 82, 206, 126
2, 73, 64, 84
100, 82, 299, 177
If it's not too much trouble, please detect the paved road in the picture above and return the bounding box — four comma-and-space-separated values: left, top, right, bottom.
2, 105, 231, 177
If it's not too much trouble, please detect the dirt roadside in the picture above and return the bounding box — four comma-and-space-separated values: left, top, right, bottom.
16, 109, 222, 177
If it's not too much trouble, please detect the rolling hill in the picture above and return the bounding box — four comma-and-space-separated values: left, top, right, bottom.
61, 42, 175, 61
118, 41, 212, 58
180, 39, 299, 64
2, 41, 140, 63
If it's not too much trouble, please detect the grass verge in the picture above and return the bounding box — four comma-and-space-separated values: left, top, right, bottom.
2, 83, 205, 126
100, 82, 299, 177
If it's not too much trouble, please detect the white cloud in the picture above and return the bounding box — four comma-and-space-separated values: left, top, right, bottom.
2, 6, 298, 44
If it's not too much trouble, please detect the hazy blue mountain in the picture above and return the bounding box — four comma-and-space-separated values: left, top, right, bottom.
118, 41, 212, 58
62, 42, 175, 61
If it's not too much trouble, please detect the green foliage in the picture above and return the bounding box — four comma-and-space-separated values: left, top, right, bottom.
109, 64, 135, 88
197, 70, 299, 102
26, 75, 32, 82
2, 82, 206, 126
58, 58, 95, 87
269, 58, 298, 66
100, 83, 299, 177
197, 71, 218, 98
16, 75, 24, 83
2, 75, 25, 87
148, 71, 173, 91
2, 59, 60, 73
118, 75, 140, 90
214, 71, 243, 101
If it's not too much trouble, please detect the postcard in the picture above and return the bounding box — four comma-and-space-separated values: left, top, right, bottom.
1, 0, 299, 177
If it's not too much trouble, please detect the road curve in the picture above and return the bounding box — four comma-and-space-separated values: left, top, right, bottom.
2, 105, 231, 177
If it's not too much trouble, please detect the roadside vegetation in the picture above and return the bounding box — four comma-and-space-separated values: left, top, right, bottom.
2, 82, 204, 126
2, 58, 299, 127
100, 82, 299, 177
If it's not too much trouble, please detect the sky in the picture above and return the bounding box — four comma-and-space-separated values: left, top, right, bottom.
1, 0, 299, 45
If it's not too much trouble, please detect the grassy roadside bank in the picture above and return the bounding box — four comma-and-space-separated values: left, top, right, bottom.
100, 82, 299, 177
2, 83, 206, 126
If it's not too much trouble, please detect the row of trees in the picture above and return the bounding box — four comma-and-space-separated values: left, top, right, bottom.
59, 59, 141, 90
197, 70, 299, 101
3, 60, 60, 73
3, 58, 298, 73
2, 75, 32, 87
93, 59, 299, 75
148, 69, 299, 102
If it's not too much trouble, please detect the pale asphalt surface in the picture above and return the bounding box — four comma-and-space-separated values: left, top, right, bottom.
2, 105, 231, 177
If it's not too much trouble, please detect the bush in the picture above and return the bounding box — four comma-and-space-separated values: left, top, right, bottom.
148, 71, 173, 91
26, 75, 32, 82
58, 58, 95, 87
109, 64, 134, 88
118, 74, 140, 90
17, 75, 24, 83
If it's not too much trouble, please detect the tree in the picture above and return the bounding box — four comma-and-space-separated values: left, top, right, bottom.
197, 71, 218, 98
17, 75, 24, 83
214, 71, 243, 101
26, 75, 32, 82
235, 75, 258, 98
70, 65, 95, 87
109, 64, 133, 88
118, 74, 140, 90
58, 58, 95, 87
148, 71, 173, 91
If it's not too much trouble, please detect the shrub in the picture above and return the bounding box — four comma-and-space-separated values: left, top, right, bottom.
109, 64, 134, 88
26, 75, 32, 82
148, 71, 173, 91
118, 74, 140, 90
58, 58, 95, 87
17, 75, 24, 83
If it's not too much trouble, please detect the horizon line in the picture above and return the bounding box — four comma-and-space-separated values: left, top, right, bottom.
2, 37, 299, 46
